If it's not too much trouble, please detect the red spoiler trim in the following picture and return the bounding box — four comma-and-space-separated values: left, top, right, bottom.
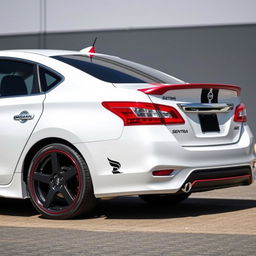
138, 83, 241, 96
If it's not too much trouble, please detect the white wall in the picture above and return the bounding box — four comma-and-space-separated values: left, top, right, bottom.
0, 0, 256, 35
0, 0, 41, 35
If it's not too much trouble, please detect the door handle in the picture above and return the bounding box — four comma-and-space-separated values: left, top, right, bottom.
14, 111, 34, 123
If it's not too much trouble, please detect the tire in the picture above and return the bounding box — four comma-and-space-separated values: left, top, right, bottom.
139, 193, 190, 205
27, 143, 97, 219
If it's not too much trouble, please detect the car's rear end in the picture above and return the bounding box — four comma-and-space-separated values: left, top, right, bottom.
101, 81, 254, 196
52, 52, 255, 198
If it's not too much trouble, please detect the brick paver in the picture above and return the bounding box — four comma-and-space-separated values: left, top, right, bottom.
0, 183, 255, 255
0, 227, 255, 256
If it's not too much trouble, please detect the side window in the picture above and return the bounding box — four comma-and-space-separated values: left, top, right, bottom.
0, 59, 39, 97
39, 67, 62, 92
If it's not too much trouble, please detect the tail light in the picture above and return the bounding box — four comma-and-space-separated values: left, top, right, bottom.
234, 103, 247, 122
102, 101, 184, 126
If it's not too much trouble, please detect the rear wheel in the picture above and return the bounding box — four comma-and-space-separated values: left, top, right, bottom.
27, 143, 96, 219
139, 193, 190, 205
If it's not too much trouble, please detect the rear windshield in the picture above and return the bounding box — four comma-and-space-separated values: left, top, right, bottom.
52, 54, 184, 84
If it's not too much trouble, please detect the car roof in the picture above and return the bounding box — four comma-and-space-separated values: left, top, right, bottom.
0, 49, 83, 57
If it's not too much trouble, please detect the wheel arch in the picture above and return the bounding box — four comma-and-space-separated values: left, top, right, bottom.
22, 137, 84, 183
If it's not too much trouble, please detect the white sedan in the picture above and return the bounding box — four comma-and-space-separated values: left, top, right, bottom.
0, 48, 255, 219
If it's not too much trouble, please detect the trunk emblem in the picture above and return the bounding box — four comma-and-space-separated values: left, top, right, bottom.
207, 88, 214, 103
172, 129, 188, 134
162, 96, 176, 100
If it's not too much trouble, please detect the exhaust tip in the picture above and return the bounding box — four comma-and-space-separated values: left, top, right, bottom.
181, 182, 192, 193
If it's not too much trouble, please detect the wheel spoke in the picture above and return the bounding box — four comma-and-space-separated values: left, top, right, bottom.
50, 152, 61, 173
43, 188, 57, 208
64, 166, 77, 181
33, 173, 51, 184
60, 186, 74, 205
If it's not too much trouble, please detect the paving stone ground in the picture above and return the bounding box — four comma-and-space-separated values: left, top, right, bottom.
0, 183, 255, 255
0, 227, 255, 256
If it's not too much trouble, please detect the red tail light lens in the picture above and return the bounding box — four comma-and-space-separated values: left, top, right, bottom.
152, 170, 174, 176
102, 102, 184, 126
234, 103, 247, 122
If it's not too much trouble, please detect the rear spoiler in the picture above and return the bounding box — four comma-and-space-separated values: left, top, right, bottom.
138, 83, 241, 96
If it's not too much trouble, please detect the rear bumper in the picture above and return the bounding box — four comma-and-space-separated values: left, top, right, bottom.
75, 124, 255, 198
180, 165, 252, 193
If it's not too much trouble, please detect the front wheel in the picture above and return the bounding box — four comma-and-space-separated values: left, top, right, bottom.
27, 143, 96, 219
139, 193, 190, 205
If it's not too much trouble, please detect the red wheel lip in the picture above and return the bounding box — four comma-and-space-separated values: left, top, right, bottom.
29, 149, 82, 216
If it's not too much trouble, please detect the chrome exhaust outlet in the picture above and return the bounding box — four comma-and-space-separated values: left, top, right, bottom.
181, 182, 192, 193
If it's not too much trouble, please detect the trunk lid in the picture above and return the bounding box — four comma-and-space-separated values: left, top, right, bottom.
114, 83, 243, 146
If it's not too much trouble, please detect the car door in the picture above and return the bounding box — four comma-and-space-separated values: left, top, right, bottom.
0, 59, 45, 185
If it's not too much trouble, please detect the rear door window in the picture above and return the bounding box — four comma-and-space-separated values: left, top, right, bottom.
0, 59, 39, 97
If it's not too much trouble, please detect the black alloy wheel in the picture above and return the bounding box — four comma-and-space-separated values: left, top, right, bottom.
27, 143, 96, 219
